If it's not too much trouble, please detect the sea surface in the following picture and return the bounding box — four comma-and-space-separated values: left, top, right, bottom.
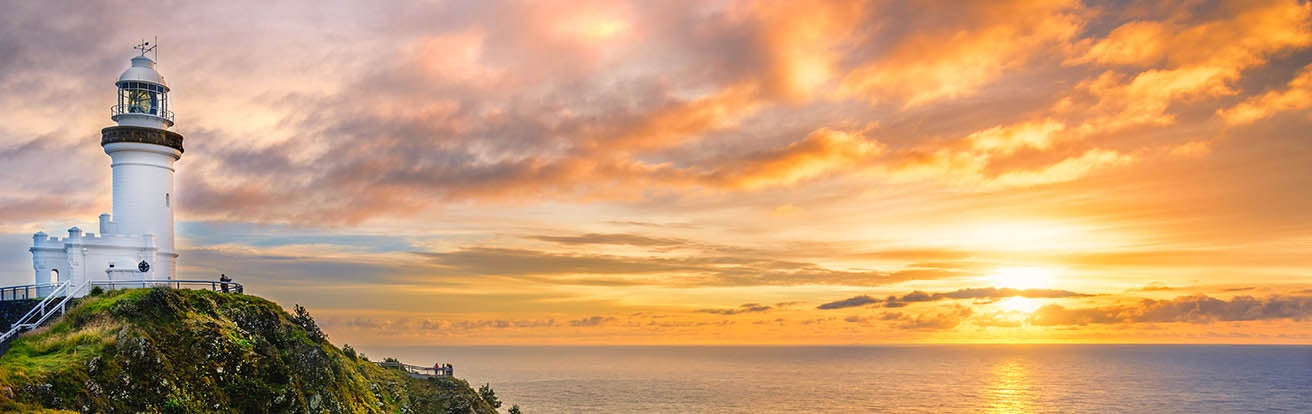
373, 345, 1311, 413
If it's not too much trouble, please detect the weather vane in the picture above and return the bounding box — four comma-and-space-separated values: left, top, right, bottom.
133, 37, 159, 60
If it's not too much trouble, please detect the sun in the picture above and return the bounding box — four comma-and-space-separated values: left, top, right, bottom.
986, 266, 1054, 290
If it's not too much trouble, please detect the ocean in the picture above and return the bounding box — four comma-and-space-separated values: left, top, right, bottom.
373, 345, 1311, 413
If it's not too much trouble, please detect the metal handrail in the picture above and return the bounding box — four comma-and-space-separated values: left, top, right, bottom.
0, 280, 74, 343
90, 279, 243, 294
0, 283, 63, 301
376, 360, 452, 377
109, 105, 175, 122
21, 280, 89, 332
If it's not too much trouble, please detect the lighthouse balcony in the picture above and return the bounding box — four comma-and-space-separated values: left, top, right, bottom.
111, 104, 174, 122
100, 125, 185, 153
110, 104, 175, 126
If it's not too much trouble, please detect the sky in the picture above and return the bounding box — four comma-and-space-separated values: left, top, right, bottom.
1, 0, 1310, 346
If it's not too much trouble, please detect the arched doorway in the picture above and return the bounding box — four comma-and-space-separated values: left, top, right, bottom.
50, 269, 60, 284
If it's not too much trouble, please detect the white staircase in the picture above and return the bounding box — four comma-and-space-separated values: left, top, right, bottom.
0, 280, 88, 344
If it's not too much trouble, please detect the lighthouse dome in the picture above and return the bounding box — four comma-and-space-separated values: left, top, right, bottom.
117, 56, 168, 89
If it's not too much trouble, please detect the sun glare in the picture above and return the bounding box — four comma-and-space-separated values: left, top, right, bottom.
987, 267, 1054, 290
998, 297, 1043, 313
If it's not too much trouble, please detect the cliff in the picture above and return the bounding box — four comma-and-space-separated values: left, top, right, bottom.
0, 288, 498, 413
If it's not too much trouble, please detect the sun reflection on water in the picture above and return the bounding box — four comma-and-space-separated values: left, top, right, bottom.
983, 360, 1036, 413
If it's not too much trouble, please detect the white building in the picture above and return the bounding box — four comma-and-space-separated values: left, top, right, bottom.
30, 48, 184, 296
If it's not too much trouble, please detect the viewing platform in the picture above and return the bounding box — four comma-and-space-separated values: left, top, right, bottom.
86, 279, 243, 294
377, 360, 454, 379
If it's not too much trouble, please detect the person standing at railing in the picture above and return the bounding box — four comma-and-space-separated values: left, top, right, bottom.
219, 274, 231, 293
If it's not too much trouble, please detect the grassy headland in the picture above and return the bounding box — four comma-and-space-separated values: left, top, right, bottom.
0, 288, 497, 413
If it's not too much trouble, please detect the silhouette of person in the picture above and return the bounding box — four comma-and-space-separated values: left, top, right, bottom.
219, 273, 231, 293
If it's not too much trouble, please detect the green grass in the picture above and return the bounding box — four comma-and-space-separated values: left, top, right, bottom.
0, 293, 127, 413
0, 288, 498, 413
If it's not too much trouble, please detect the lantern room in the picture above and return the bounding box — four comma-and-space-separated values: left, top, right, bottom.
111, 54, 174, 128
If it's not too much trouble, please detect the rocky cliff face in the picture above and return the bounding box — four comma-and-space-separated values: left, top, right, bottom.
0, 288, 497, 413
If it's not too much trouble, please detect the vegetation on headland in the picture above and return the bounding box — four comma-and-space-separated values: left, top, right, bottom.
0, 288, 500, 413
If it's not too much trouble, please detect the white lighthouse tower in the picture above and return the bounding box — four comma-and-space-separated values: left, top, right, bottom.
30, 43, 184, 295
104, 43, 183, 279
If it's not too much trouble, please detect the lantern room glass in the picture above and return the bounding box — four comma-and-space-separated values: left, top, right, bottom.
116, 81, 169, 117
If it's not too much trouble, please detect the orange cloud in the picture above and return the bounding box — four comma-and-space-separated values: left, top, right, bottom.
840, 0, 1084, 107
596, 83, 764, 153
737, 0, 867, 101
1082, 66, 1237, 129
987, 149, 1133, 188
1030, 294, 1312, 326
1068, 0, 1312, 131
1219, 63, 1312, 125
869, 113, 1137, 189
1167, 140, 1212, 158
1072, 0, 1312, 69
550, 4, 634, 44
881, 147, 989, 185
413, 29, 503, 87
712, 128, 884, 189
1069, 21, 1167, 67
965, 119, 1069, 155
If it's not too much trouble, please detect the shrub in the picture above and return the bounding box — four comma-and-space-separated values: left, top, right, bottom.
444, 396, 472, 414
342, 344, 357, 360
290, 304, 326, 342
478, 383, 501, 408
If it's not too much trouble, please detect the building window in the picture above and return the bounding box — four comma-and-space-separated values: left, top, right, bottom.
166, 193, 170, 208
50, 269, 59, 283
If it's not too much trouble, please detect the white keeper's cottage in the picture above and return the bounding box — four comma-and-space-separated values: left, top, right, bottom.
29, 46, 184, 296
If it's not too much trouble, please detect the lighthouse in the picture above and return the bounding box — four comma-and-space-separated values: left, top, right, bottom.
30, 43, 184, 295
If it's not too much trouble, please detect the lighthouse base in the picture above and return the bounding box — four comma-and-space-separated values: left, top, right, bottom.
30, 226, 168, 298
